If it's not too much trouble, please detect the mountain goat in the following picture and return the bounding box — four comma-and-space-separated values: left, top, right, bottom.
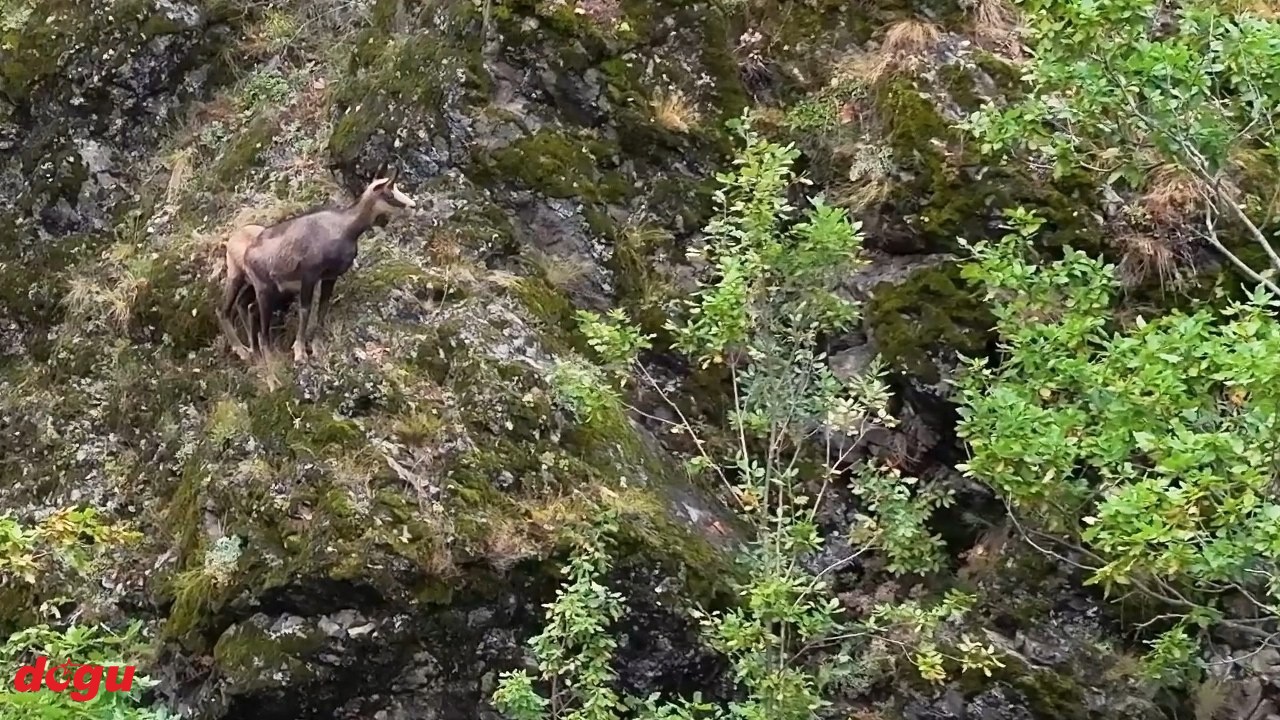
217, 163, 416, 362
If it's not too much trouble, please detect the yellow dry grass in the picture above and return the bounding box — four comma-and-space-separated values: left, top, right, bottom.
1223, 0, 1280, 17
481, 514, 540, 571
831, 142, 896, 211
61, 242, 157, 335
838, 18, 943, 84
523, 247, 595, 294
882, 17, 943, 57
1140, 163, 1203, 225
1192, 677, 1231, 720
649, 88, 700, 133
958, 523, 1011, 582
966, 0, 1023, 55
1115, 232, 1190, 291
250, 345, 293, 391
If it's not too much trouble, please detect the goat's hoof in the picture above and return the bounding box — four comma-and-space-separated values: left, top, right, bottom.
232, 346, 253, 362
293, 347, 309, 364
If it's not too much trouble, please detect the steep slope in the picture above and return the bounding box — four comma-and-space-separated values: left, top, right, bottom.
0, 0, 1198, 717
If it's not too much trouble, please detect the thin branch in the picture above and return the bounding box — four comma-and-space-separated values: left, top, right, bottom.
1098, 55, 1280, 286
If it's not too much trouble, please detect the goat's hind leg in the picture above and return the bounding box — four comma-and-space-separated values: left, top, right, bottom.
239, 291, 260, 359
310, 278, 336, 355
218, 271, 254, 361
293, 280, 316, 364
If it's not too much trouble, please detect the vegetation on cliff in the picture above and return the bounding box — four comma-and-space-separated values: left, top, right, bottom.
495, 118, 1001, 720
6, 0, 1280, 716
957, 208, 1280, 683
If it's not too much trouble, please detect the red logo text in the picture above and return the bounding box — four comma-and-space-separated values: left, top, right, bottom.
12, 657, 136, 702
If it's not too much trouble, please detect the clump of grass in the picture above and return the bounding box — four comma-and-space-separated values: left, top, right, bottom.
882, 18, 943, 57
480, 514, 539, 571
1192, 676, 1231, 720
523, 247, 595, 295
256, 8, 299, 51
964, 0, 1021, 53
238, 69, 292, 112
649, 88, 700, 133
1140, 163, 1203, 225
206, 398, 252, 446
163, 148, 195, 208
843, 18, 944, 83
613, 213, 677, 320
251, 347, 295, 391
1224, 0, 1280, 17
1114, 232, 1193, 291
957, 523, 1011, 582
61, 242, 158, 335
0, 0, 33, 32
783, 95, 840, 133
831, 142, 895, 211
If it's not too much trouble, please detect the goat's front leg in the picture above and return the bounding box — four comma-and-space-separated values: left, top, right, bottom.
254, 283, 279, 362
314, 278, 337, 332
294, 280, 316, 364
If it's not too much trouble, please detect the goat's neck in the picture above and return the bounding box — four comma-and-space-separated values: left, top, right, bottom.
342, 196, 383, 240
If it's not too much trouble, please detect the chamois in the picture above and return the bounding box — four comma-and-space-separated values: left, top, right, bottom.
217, 224, 300, 360
239, 163, 416, 362
217, 224, 266, 360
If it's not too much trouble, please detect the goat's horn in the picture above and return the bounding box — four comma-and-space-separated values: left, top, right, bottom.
373, 159, 387, 181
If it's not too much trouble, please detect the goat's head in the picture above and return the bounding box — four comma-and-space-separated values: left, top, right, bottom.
362, 162, 416, 219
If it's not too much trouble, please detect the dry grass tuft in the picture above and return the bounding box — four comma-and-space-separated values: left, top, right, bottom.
650, 88, 700, 133
1223, 0, 1280, 17
1102, 650, 1147, 682
165, 148, 195, 208
965, 0, 1023, 55
958, 523, 1011, 582
1193, 676, 1231, 720
830, 142, 896, 211
1140, 163, 1204, 225
523, 247, 595, 294
61, 243, 157, 335
251, 346, 294, 391
837, 18, 943, 84
1115, 232, 1193, 291
482, 514, 540, 571
882, 17, 944, 58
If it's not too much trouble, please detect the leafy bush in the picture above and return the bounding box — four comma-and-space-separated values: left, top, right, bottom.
962, 0, 1280, 293
495, 114, 1002, 720
956, 207, 1280, 681
0, 622, 167, 719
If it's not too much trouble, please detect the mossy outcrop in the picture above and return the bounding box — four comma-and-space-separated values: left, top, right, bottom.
863, 263, 993, 383
0, 0, 1219, 717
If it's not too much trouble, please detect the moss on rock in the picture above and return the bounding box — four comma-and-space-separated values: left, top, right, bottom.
864, 264, 993, 383
328, 12, 488, 167
473, 130, 632, 203
213, 618, 326, 692
873, 74, 1101, 255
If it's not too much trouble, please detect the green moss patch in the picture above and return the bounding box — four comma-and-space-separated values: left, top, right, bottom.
872, 75, 1101, 254
864, 264, 994, 383
473, 130, 632, 203
328, 6, 488, 166
213, 618, 326, 692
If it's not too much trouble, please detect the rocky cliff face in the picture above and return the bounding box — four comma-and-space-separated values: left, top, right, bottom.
0, 0, 1205, 717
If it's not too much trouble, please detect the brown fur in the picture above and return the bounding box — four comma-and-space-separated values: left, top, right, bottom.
217, 224, 266, 360
238, 163, 415, 362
